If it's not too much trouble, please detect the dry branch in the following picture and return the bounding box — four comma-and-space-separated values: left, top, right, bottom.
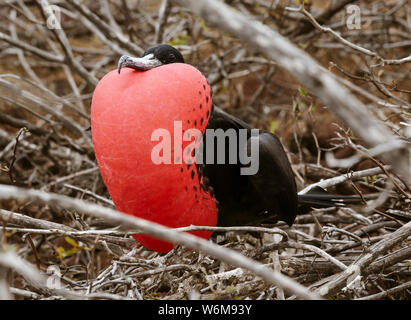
298, 166, 389, 194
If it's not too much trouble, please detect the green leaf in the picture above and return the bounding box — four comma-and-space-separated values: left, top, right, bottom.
298, 87, 307, 97
56, 236, 90, 259
218, 86, 228, 94
270, 120, 277, 133
56, 246, 79, 259
65, 236, 78, 248
403, 110, 411, 118
225, 286, 236, 292
296, 0, 311, 5
56, 247, 65, 259
168, 34, 189, 46
200, 18, 209, 32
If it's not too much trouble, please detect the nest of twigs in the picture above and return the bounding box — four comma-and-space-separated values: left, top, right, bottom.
0, 0, 410, 300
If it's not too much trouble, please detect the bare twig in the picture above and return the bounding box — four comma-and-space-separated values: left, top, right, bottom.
299, 166, 389, 195
8, 127, 28, 183
154, 0, 172, 44
356, 281, 411, 300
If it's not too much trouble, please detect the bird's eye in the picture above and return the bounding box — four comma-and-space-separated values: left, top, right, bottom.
168, 53, 176, 61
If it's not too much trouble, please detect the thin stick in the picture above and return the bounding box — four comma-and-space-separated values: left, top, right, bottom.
298, 166, 389, 195
8, 127, 28, 184
42, 167, 99, 190
173, 225, 289, 239
356, 281, 411, 300
154, 0, 171, 44
63, 184, 114, 206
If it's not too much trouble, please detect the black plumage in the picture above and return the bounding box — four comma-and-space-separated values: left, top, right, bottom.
117, 44, 364, 227
202, 106, 298, 226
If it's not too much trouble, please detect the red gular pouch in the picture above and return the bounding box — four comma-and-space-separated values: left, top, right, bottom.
91, 63, 218, 252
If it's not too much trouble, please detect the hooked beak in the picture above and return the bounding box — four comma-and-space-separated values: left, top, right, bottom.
118, 54, 162, 74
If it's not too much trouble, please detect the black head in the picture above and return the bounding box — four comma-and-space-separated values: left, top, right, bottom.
143, 44, 184, 65
118, 44, 184, 74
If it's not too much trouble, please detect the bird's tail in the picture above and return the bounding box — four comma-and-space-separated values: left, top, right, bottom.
297, 187, 369, 208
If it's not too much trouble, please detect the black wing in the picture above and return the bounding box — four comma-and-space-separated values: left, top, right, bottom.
203, 106, 298, 226
245, 131, 298, 226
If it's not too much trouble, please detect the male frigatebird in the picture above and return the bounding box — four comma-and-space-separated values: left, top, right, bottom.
91, 44, 361, 252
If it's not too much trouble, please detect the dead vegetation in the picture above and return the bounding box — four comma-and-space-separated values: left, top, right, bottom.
0, 0, 410, 300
